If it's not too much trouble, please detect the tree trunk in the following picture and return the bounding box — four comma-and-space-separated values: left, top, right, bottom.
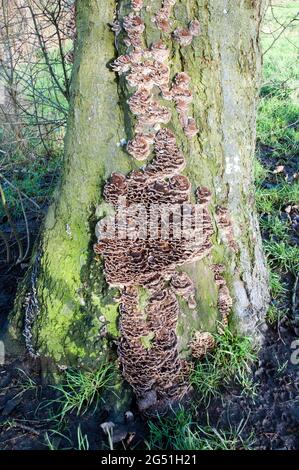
7, 0, 269, 408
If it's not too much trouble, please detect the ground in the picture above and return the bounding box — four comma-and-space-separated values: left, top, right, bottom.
0, 0, 298, 450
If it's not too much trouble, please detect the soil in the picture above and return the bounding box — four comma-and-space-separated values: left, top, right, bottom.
0, 356, 113, 450
199, 320, 299, 450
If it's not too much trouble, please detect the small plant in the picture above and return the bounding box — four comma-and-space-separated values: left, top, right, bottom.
266, 304, 287, 326
190, 328, 256, 403
255, 182, 299, 215
255, 187, 276, 215
12, 369, 39, 399
147, 406, 253, 450
256, 185, 288, 216
276, 359, 288, 376
260, 215, 290, 242
44, 425, 89, 451
77, 425, 90, 450
44, 363, 114, 421
254, 158, 268, 184
264, 240, 299, 274
269, 271, 287, 300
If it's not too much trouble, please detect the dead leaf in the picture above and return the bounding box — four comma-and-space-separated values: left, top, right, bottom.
273, 165, 284, 174
126, 432, 136, 446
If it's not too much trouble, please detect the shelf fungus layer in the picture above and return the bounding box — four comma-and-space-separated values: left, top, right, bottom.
93, 1, 227, 414
95, 129, 214, 413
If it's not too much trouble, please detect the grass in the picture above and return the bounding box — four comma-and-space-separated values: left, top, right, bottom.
266, 304, 288, 325
257, 95, 299, 158
255, 181, 299, 215
254, 158, 269, 183
10, 369, 39, 400
189, 328, 257, 404
147, 406, 254, 450
44, 425, 90, 451
269, 270, 287, 300
254, 2, 299, 330
264, 240, 299, 274
42, 364, 114, 422
260, 215, 290, 241
258, 0, 299, 158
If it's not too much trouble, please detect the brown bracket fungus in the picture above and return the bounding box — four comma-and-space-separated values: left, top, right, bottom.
189, 331, 216, 360
95, 131, 214, 413
132, 0, 144, 12
212, 264, 233, 330
216, 207, 239, 252
173, 19, 201, 47
172, 72, 199, 138
95, 1, 227, 414
154, 0, 177, 32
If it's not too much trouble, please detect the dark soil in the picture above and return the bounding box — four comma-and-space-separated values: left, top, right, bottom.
0, 353, 147, 450
0, 356, 106, 450
0, 212, 41, 329
197, 320, 299, 450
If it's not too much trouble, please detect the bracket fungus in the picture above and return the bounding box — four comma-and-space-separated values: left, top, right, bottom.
95, 127, 214, 413
131, 0, 144, 12
149, 41, 170, 63
173, 19, 201, 47
95, 130, 214, 413
111, 3, 200, 156
189, 331, 216, 360
216, 207, 239, 252
95, 2, 232, 414
212, 264, 233, 330
127, 134, 151, 161
172, 72, 199, 138
154, 0, 177, 32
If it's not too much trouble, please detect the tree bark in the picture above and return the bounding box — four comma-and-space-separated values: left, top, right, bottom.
7, 0, 269, 380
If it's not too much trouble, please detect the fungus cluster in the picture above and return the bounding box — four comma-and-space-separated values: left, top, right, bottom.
95, 131, 213, 289
189, 331, 215, 360
95, 1, 232, 413
216, 207, 238, 252
111, 9, 173, 160
172, 72, 199, 138
123, 12, 145, 49
173, 19, 201, 47
212, 264, 233, 329
154, 0, 177, 32
110, 3, 200, 158
118, 286, 188, 413
95, 127, 214, 412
